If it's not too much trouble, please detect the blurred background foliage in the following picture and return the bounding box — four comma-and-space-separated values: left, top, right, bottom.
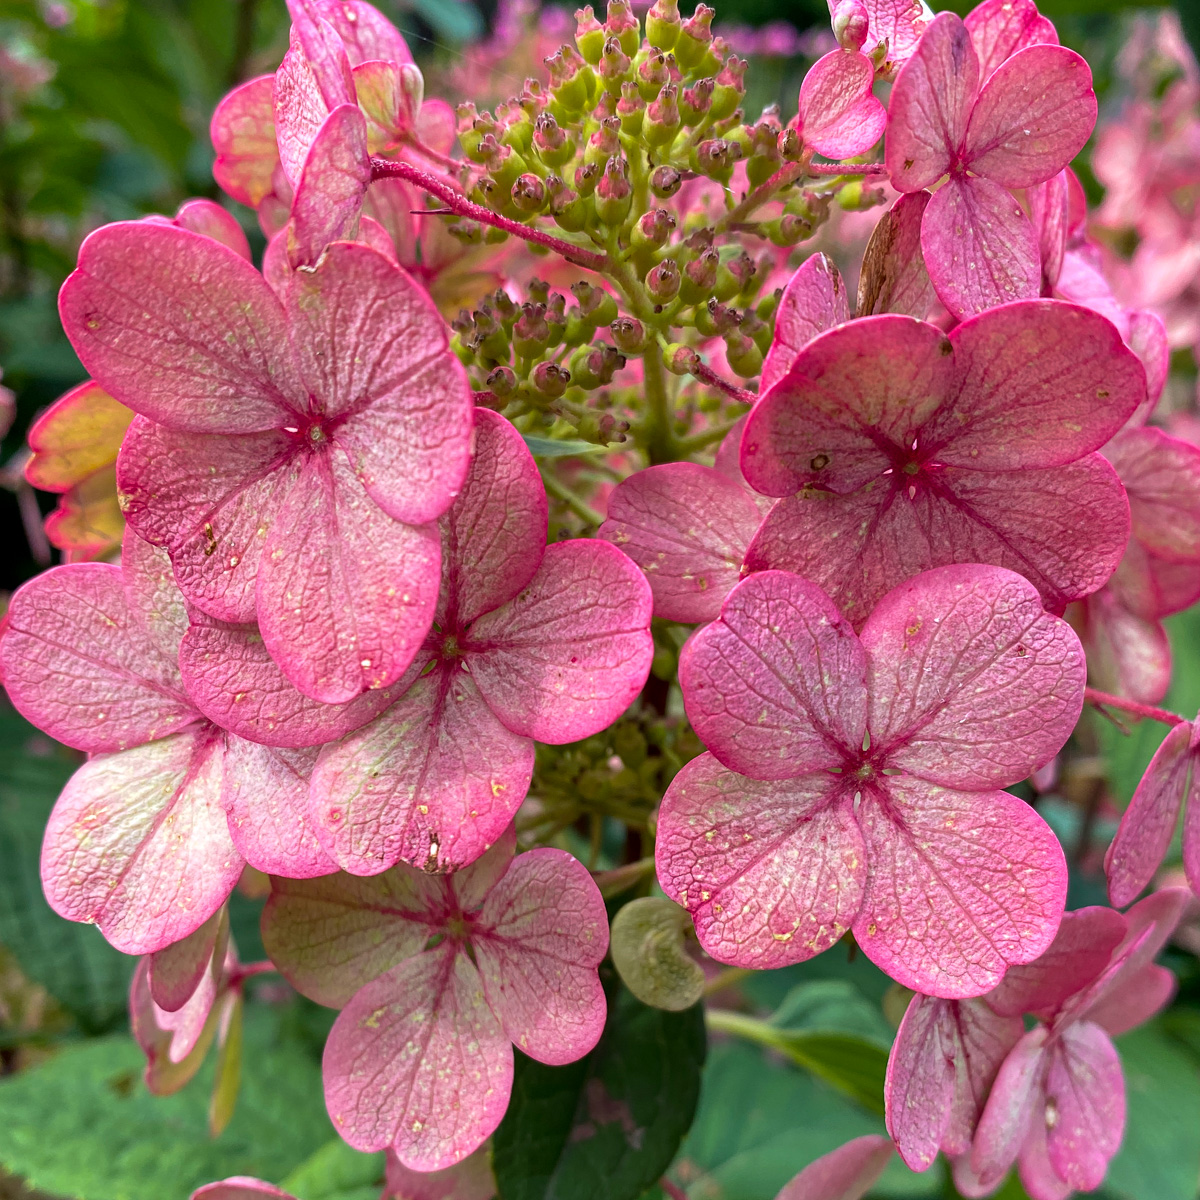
1, 1, 1200, 1199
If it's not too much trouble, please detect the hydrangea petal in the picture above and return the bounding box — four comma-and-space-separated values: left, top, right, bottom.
743, 315, 955, 497
323, 945, 511, 1169
258, 448, 441, 703
449, 824, 517, 913
59, 222, 304, 433
385, 1146, 496, 1200
464, 540, 653, 744
131, 957, 219, 1094
885, 12, 980, 192
261, 868, 441, 1007
222, 739, 334, 877
775, 1134, 893, 1200
855, 777, 1067, 997
861, 0, 930, 65
679, 571, 867, 779
1029, 172, 1067, 290
798, 50, 886, 160
193, 1182, 293, 1200
311, 0, 413, 65
24, 380, 133, 492
1084, 962, 1176, 1037
598, 463, 761, 623
964, 46, 1095, 190
40, 727, 243, 955
169, 200, 252, 261
1127, 310, 1169, 416
761, 253, 849, 391
121, 529, 190, 659
43, 468, 125, 560
1080, 588, 1172, 705
920, 174, 1041, 319
0, 562, 196, 753
656, 753, 865, 969
210, 76, 279, 208
473, 848, 608, 1064
885, 995, 1024, 1170
1104, 427, 1200, 560
964, 0, 1057, 80
148, 906, 228, 1013
856, 192, 937, 319
969, 1026, 1047, 1188
861, 564, 1085, 790
1105, 721, 1193, 908
117, 418, 293, 625
1016, 1121, 1072, 1200
310, 662, 534, 875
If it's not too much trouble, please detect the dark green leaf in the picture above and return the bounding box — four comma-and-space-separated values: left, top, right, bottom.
521, 435, 609, 458
492, 986, 705, 1200
770, 1030, 889, 1116
280, 1139, 385, 1200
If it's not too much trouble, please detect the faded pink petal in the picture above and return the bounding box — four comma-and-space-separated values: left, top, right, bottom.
965, 0, 1057, 80
210, 76, 279, 208
1016, 1120, 1073, 1200
40, 727, 243, 954
964, 46, 1095, 189
775, 1134, 894, 1200
464, 540, 653, 743
1109, 545, 1200, 621
168, 200, 252, 261
308, 0, 413, 65
149, 907, 228, 1013
797, 50, 887, 159
921, 174, 1041, 319
192, 1182, 293, 1200
860, 564, 1085, 790
473, 848, 608, 1063
1084, 962, 1176, 1036
856, 192, 938, 319
854, 776, 1067, 996
131, 957, 218, 1094
886, 13, 980, 192
323, 944, 511, 1169
1028, 171, 1067, 290
970, 1026, 1047, 1189
59, 222, 304, 434
0, 562, 197, 753
385, 1146, 496, 1200
885, 995, 1023, 1170
274, 23, 354, 187
598, 463, 762, 623
679, 570, 867, 779
1080, 587, 1173, 705
860, 0, 929, 65
656, 754, 865, 969
761, 253, 850, 391
1094, 887, 1191, 1002
121, 528, 190, 661
1104, 427, 1200, 561
1127, 310, 1170, 415
1106, 721, 1193, 907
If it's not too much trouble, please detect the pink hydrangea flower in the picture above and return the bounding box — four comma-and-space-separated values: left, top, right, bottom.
885, 11, 1095, 317
775, 1134, 894, 1200
60, 224, 473, 704
306, 408, 654, 875
657, 563, 1080, 996
960, 891, 1187, 1198
261, 826, 609, 1170
741, 300, 1143, 627
0, 531, 340, 953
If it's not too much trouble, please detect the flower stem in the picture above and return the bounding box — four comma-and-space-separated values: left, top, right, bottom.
806, 161, 888, 176
541, 469, 605, 526
688, 357, 758, 406
702, 966, 753, 996
642, 340, 680, 465
1083, 687, 1187, 728
370, 157, 609, 272
677, 418, 744, 454
717, 160, 806, 231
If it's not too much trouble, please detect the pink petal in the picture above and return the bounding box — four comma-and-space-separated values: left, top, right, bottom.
40, 727, 243, 954
355, 60, 407, 152
861, 564, 1085, 790
655, 753, 865, 969
1055, 249, 1127, 334
121, 528, 190, 661
1110, 545, 1200, 621
1105, 721, 1193, 908
385, 1145, 496, 1200
149, 907, 228, 1012
222, 738, 335, 877
598, 463, 762, 623
1127, 310, 1170, 416
59, 222, 304, 433
1043, 1021, 1124, 1190
775, 1134, 894, 1200
473, 848, 608, 1064
885, 13, 980, 192
1084, 962, 1176, 1036
310, 661, 534, 875
288, 104, 371, 269
741, 315, 956, 498
131, 957, 218, 1096
261, 868, 442, 1007
116, 417, 294, 625
464, 540, 653, 744
192, 1182, 294, 1200
1104, 426, 1200, 560
1080, 587, 1172, 705
441, 410, 546, 628
798, 50, 887, 160
964, 46, 1096, 189
679, 570, 867, 779
861, 0, 930, 64
761, 253, 850, 391
179, 620, 399, 747
312, 0, 413, 65
936, 300, 1146, 470
1095, 887, 1191, 1002
855, 777, 1067, 997
323, 944, 511, 1169
1186, 779, 1200, 896
970, 1026, 1047, 1188
1015, 1120, 1073, 1200
210, 76, 280, 208
1028, 171, 1067, 290
258, 448, 441, 703
450, 824, 517, 913
920, 174, 1041, 319
0, 562, 196, 753
885, 995, 1023, 1170
169, 200, 252, 261
856, 192, 938, 319
986, 906, 1126, 1020
964, 0, 1057, 79
287, 241, 472, 525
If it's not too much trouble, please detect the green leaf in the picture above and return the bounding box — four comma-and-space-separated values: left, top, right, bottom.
521, 435, 609, 458
770, 1030, 889, 1117
0, 704, 132, 1032
768, 979, 893, 1046
492, 985, 706, 1200
280, 1139, 385, 1200
0, 1003, 334, 1200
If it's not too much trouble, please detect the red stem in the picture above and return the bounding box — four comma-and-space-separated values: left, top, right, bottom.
370, 157, 609, 272
689, 357, 757, 405
230, 961, 277, 986
660, 1181, 688, 1200
806, 161, 888, 176
1084, 687, 1187, 728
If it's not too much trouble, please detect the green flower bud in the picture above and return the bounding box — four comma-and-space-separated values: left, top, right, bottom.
637, 51, 670, 101
532, 361, 571, 398
662, 342, 699, 375
646, 258, 682, 303
632, 207, 676, 251
486, 364, 518, 397
611, 316, 648, 354
600, 35, 633, 95
574, 5, 605, 64
680, 247, 719, 305
673, 3, 714, 70
511, 173, 547, 213
644, 84, 681, 146
605, 0, 640, 57
650, 164, 683, 199
710, 54, 746, 121
680, 77, 714, 125
725, 330, 763, 377
617, 83, 646, 138
645, 0, 681, 52
572, 280, 619, 326
594, 155, 632, 225
513, 303, 551, 357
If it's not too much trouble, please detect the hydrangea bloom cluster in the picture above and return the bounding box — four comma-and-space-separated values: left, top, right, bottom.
8, 0, 1200, 1192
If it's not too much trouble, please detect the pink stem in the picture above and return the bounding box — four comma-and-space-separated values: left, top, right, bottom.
1084, 687, 1187, 728
230, 961, 277, 986
370, 157, 609, 272
806, 161, 888, 176
660, 1182, 688, 1200
690, 357, 757, 405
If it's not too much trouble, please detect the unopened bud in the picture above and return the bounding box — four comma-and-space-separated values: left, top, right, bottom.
575, 5, 605, 64
674, 3, 714, 70
663, 342, 700, 375
710, 54, 747, 120
544, 45, 591, 111
778, 126, 803, 161
692, 137, 740, 182
638, 52, 670, 101
681, 247, 720, 304
600, 35, 632, 93
832, 0, 870, 52
398, 62, 425, 123
533, 113, 573, 166
645, 84, 681, 146
725, 331, 763, 377
610, 898, 705, 1012
646, 258, 681, 303
574, 160, 600, 197
633, 207, 676, 251
486, 365, 518, 398
715, 250, 756, 301
611, 316, 648, 354
650, 163, 683, 198
595, 155, 632, 225
491, 288, 518, 324
645, 0, 682, 51
569, 343, 626, 388
546, 176, 587, 232
514, 303, 550, 357
511, 173, 547, 213
741, 310, 772, 355
572, 280, 619, 327
585, 115, 623, 168
605, 0, 640, 56
680, 78, 714, 125
766, 212, 812, 246
618, 83, 646, 137
532, 361, 571, 398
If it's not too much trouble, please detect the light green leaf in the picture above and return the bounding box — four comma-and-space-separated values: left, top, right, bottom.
521, 435, 609, 458
280, 1139, 385, 1200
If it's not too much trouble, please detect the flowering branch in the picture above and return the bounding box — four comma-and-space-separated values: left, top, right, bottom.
370, 157, 609, 273
1083, 687, 1188, 728
688, 357, 757, 405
